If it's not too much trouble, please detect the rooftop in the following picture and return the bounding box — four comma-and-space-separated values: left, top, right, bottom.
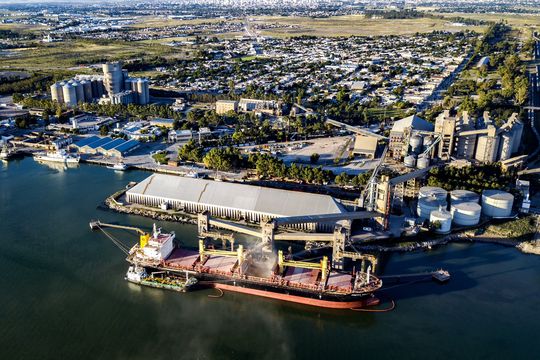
391, 114, 434, 133
127, 174, 345, 217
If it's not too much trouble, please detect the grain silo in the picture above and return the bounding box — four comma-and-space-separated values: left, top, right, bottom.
62, 83, 77, 107
511, 119, 523, 154
451, 202, 482, 226
416, 154, 430, 169
497, 132, 514, 161
80, 80, 93, 102
70, 80, 84, 104
430, 210, 452, 234
50, 82, 64, 104
102, 62, 124, 94
409, 134, 423, 154
137, 78, 149, 105
404, 154, 417, 168
481, 190, 514, 217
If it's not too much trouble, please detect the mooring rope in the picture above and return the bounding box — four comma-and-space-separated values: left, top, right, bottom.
98, 226, 130, 254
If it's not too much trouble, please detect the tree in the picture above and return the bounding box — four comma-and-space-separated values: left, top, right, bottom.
310, 153, 320, 164
99, 125, 109, 136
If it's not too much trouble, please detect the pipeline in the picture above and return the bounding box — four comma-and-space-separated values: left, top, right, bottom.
350, 299, 395, 312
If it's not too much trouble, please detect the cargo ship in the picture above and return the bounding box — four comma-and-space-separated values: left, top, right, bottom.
124, 224, 383, 309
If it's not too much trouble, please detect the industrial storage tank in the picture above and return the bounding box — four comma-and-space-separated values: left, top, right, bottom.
418, 186, 448, 202
62, 83, 77, 107
70, 80, 84, 104
416, 154, 430, 169
80, 80, 93, 102
103, 62, 124, 94
417, 197, 445, 220
430, 210, 452, 234
423, 135, 433, 152
498, 132, 514, 161
511, 120, 523, 154
409, 134, 423, 154
450, 189, 479, 205
137, 78, 149, 105
451, 202, 482, 226
404, 155, 416, 168
475, 135, 499, 163
481, 190, 514, 217
50, 82, 64, 103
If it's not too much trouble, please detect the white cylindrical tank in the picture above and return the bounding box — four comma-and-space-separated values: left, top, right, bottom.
450, 189, 479, 205
419, 186, 448, 202
417, 197, 445, 220
417, 155, 430, 169
80, 80, 92, 102
62, 83, 77, 107
451, 202, 482, 226
482, 190, 514, 217
410, 134, 423, 154
50, 82, 64, 103
404, 155, 416, 168
430, 210, 452, 234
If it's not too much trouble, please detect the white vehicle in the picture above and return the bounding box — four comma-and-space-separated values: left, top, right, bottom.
34, 149, 80, 164
362, 227, 372, 232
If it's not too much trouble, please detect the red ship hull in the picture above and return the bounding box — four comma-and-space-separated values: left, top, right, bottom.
214, 283, 380, 309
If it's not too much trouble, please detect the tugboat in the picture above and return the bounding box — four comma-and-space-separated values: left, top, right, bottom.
34, 149, 80, 164
125, 265, 197, 292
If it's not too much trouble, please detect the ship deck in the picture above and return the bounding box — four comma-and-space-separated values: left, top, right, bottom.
129, 246, 380, 295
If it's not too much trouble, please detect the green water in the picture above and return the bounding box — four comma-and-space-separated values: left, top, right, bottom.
1, 158, 539, 360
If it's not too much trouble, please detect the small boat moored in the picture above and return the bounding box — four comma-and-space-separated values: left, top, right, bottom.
125, 265, 197, 292
432, 269, 451, 283
107, 161, 128, 171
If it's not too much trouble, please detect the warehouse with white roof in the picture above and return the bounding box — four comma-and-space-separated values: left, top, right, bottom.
126, 174, 346, 231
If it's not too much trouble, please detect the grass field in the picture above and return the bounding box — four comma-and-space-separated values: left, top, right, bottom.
129, 16, 239, 29
0, 39, 177, 71
253, 15, 486, 37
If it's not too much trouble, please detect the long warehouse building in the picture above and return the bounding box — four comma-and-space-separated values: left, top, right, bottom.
126, 174, 346, 231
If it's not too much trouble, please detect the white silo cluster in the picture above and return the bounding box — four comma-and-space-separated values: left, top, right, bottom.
51, 77, 105, 107
50, 61, 150, 107
417, 186, 448, 220
481, 190, 514, 217
404, 132, 432, 169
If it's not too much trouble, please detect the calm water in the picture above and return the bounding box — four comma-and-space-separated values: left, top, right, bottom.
1, 158, 539, 360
